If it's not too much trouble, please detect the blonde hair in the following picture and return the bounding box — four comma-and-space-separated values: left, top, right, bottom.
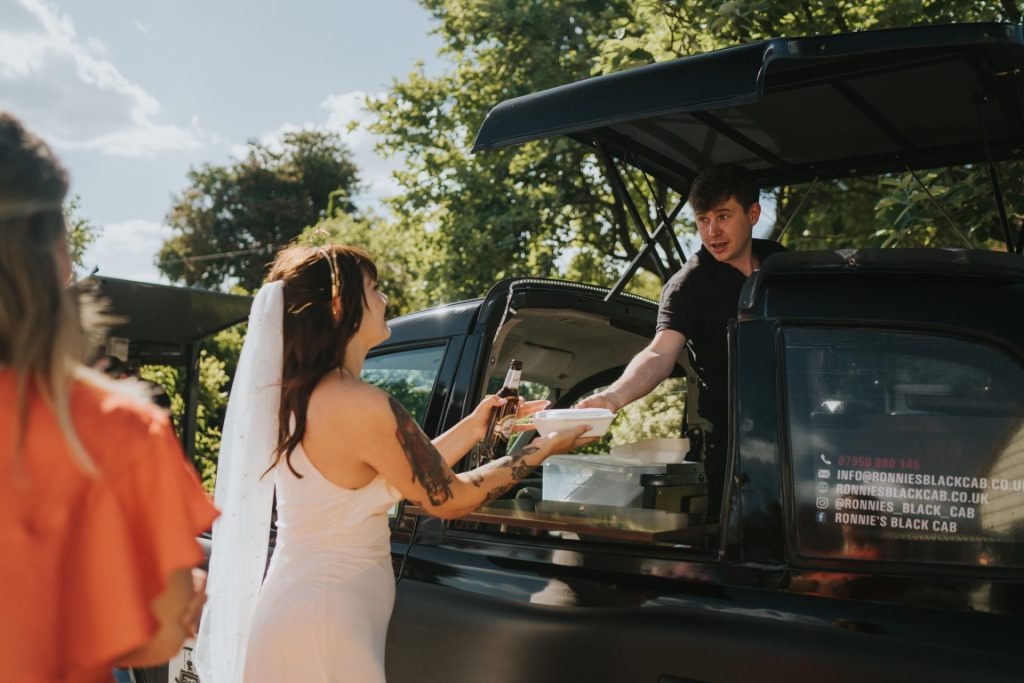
0, 112, 97, 475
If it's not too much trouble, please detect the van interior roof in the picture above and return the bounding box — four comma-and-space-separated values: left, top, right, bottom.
488, 308, 649, 396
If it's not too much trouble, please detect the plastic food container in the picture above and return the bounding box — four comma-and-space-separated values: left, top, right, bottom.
610, 437, 690, 464
531, 408, 615, 438
542, 454, 665, 508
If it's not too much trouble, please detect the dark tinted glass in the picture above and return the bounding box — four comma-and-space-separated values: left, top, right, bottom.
362, 345, 445, 425
784, 327, 1024, 567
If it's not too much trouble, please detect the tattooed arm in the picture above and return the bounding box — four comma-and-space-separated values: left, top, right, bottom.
387, 396, 456, 506
355, 388, 592, 519
431, 395, 551, 467
468, 444, 544, 505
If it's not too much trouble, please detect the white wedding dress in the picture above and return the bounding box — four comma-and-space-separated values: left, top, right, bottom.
244, 444, 401, 682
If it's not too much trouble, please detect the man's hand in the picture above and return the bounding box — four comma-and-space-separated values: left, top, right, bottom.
576, 391, 622, 412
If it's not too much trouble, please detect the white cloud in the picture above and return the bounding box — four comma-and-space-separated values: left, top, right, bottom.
0, 0, 201, 157
322, 91, 371, 137
321, 90, 402, 208
229, 121, 305, 159
133, 20, 152, 38
85, 36, 109, 56
82, 218, 171, 283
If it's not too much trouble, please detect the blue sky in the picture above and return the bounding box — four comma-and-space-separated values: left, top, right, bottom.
1, 0, 443, 281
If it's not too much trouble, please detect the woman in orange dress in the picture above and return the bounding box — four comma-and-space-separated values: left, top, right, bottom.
0, 113, 219, 683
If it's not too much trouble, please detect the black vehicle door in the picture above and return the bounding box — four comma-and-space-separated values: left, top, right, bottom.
386, 280, 743, 683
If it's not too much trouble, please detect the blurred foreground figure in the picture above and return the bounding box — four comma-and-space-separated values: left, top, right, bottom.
0, 112, 218, 683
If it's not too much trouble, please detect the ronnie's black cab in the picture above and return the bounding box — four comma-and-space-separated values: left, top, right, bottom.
378, 23, 1024, 683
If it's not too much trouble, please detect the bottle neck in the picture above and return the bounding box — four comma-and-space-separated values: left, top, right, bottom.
503, 367, 521, 389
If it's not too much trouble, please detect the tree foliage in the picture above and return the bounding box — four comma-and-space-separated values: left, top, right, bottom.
153, 131, 359, 487
164, 2, 1024, 485
158, 130, 361, 291
141, 323, 244, 491
595, 0, 1020, 74
367, 0, 663, 310
574, 378, 687, 454
366, 0, 1023, 315
63, 194, 98, 275
299, 212, 422, 316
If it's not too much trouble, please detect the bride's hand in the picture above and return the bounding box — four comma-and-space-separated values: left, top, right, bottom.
468, 396, 550, 440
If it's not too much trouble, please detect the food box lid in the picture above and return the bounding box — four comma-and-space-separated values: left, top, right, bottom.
543, 453, 666, 473
611, 438, 690, 463
535, 408, 614, 420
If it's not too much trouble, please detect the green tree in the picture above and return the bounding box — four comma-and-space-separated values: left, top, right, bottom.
368, 0, 676, 310
158, 129, 361, 291
360, 0, 1022, 458
141, 323, 245, 491
369, 0, 1022, 314
154, 131, 360, 486
575, 378, 687, 454
596, 0, 1020, 71
63, 194, 98, 275
299, 212, 423, 316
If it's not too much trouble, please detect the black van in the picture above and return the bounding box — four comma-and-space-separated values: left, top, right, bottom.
168, 22, 1024, 683
380, 23, 1024, 683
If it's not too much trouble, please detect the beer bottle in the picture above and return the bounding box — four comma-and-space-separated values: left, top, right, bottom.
480, 359, 523, 463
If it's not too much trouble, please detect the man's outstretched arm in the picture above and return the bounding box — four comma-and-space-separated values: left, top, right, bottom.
577, 329, 686, 411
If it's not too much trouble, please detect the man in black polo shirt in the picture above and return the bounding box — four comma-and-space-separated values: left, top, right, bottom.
579, 165, 786, 520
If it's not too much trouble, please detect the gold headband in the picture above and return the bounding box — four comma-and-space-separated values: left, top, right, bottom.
285, 247, 342, 318
320, 247, 341, 320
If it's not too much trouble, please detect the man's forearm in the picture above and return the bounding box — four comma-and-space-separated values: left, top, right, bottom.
604, 348, 676, 409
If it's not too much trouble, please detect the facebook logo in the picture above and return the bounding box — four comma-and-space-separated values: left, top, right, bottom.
815, 511, 827, 523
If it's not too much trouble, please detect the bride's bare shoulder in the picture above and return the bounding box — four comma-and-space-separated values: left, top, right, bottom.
307, 372, 391, 425
303, 375, 398, 473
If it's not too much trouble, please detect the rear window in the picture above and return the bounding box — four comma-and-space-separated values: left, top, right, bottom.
783, 327, 1024, 567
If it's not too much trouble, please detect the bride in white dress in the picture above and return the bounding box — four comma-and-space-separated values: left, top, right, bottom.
195, 244, 594, 683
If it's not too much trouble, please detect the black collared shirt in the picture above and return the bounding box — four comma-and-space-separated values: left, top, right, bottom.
656, 238, 787, 429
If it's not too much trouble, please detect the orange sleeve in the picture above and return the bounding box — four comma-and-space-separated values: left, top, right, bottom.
62, 413, 219, 669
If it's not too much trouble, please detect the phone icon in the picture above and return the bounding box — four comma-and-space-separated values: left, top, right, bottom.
820, 453, 832, 465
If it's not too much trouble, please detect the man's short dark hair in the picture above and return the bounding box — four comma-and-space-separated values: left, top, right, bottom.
688, 164, 759, 214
